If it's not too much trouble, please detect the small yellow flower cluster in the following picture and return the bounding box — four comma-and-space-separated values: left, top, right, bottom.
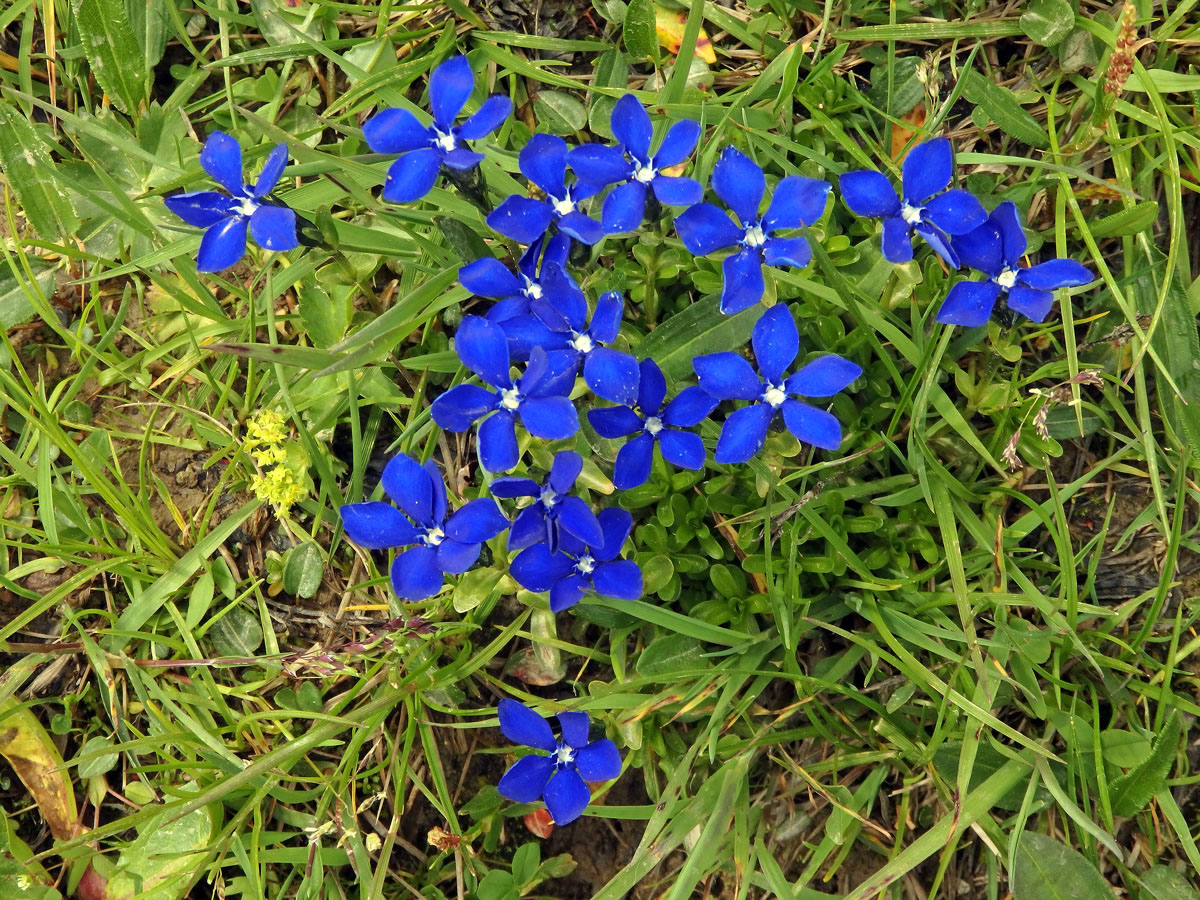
244, 410, 309, 516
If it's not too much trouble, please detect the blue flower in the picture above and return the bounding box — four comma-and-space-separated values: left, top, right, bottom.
593, 94, 703, 234
496, 699, 622, 825
839, 137, 987, 267
937, 201, 1094, 327
459, 234, 572, 324
694, 305, 861, 463
510, 508, 642, 612
588, 359, 716, 489
430, 316, 579, 473
163, 132, 298, 273
675, 146, 831, 315
490, 450, 604, 553
363, 55, 511, 203
486, 134, 624, 246
339, 453, 508, 600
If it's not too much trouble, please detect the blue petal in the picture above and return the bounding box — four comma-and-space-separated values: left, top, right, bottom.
558, 211, 604, 246
489, 476, 539, 499
613, 433, 654, 490
763, 176, 831, 231
488, 297, 530, 322
584, 348, 640, 405
443, 147, 485, 170
714, 403, 774, 464
548, 450, 583, 494
487, 197, 554, 244
429, 55, 475, 128
651, 175, 703, 207
915, 223, 959, 267
544, 769, 590, 825
340, 501, 420, 549
576, 739, 622, 782
511, 544, 575, 592
390, 545, 444, 600
590, 291, 624, 344
992, 201, 1027, 263
784, 355, 862, 398
521, 347, 579, 396
675, 203, 743, 256
519, 396, 579, 440
839, 170, 900, 218
196, 216, 248, 272
720, 249, 765, 316
500, 315, 569, 361
951, 221, 1004, 276
248, 205, 298, 251
610, 94, 651, 160
363, 108, 431, 153
1018, 259, 1093, 290
455, 315, 512, 389
460, 257, 522, 298
762, 236, 811, 269
924, 189, 987, 236
382, 148, 442, 203
497, 754, 554, 802
901, 137, 953, 203
637, 358, 666, 414
556, 497, 604, 552
446, 497, 508, 543
659, 429, 704, 470
594, 507, 634, 562
881, 217, 914, 263
663, 386, 717, 427
458, 94, 512, 140
653, 119, 701, 168
520, 133, 568, 196
694, 352, 762, 401
424, 459, 447, 522
568, 143, 632, 186
532, 262, 587, 331
1007, 284, 1055, 323
711, 146, 765, 225
498, 698, 557, 751
543, 233, 570, 268
549, 574, 588, 612
508, 506, 548, 553
588, 406, 644, 439
200, 132, 244, 195
437, 538, 482, 574
752, 304, 799, 383
381, 453, 435, 526
780, 399, 842, 451
557, 711, 590, 749
935, 281, 1000, 327
252, 144, 289, 197
602, 182, 646, 234
479, 410, 520, 473
592, 560, 642, 600
431, 383, 497, 431
164, 192, 237, 227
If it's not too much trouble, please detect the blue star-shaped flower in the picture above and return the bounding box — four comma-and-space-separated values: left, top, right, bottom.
430, 316, 579, 473
339, 453, 508, 600
587, 359, 717, 490
363, 55, 511, 203
839, 137, 987, 267
510, 508, 642, 612
675, 146, 831, 315
593, 94, 703, 234
163, 132, 298, 272
490, 450, 604, 553
694, 305, 862, 464
937, 201, 1094, 326
459, 234, 572, 324
496, 700, 622, 825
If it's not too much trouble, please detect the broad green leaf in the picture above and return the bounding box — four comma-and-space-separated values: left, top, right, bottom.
124, 0, 170, 69
1110, 711, 1182, 816
964, 70, 1049, 148
74, 0, 149, 113
0, 259, 54, 330
1088, 200, 1159, 238
533, 90, 587, 135
1019, 0, 1075, 47
635, 633, 705, 678
0, 809, 60, 899
1140, 866, 1200, 900
282, 542, 324, 599
250, 0, 321, 47
434, 216, 492, 264
453, 567, 506, 613
76, 735, 119, 778
636, 295, 761, 381
1137, 253, 1200, 461
1012, 832, 1113, 900
589, 49, 629, 139
103, 789, 217, 900
624, 0, 658, 62
299, 279, 353, 348
0, 104, 79, 240
209, 606, 264, 658
1126, 69, 1200, 93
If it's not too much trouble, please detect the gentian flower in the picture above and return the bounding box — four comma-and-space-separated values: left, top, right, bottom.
839, 137, 986, 267
496, 699, 622, 825
510, 508, 642, 611
937, 201, 1093, 327
596, 94, 704, 233
588, 359, 717, 489
430, 316, 579, 473
675, 146, 831, 315
164, 132, 298, 273
490, 450, 604, 553
363, 55, 511, 203
339, 453, 508, 600
459, 234, 572, 324
694, 305, 861, 463
487, 134, 622, 245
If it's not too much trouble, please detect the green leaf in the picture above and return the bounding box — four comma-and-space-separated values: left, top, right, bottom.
1019, 0, 1075, 47
589, 49, 629, 139
0, 809, 60, 899
635, 633, 706, 678
104, 789, 217, 900
124, 0, 170, 69
282, 542, 324, 599
1012, 832, 1114, 900
452, 567, 505, 613
0, 104, 79, 240
74, 0, 149, 114
299, 279, 353, 348
963, 71, 1049, 148
433, 216, 492, 264
76, 736, 119, 778
1088, 200, 1159, 238
209, 606, 264, 658
1110, 711, 1182, 817
1126, 69, 1200, 93
636, 296, 762, 381
624, 0, 658, 61
1140, 866, 1200, 900
532, 90, 587, 135
511, 843, 541, 889
0, 259, 54, 330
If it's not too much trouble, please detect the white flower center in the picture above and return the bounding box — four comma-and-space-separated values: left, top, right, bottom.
996, 268, 1018, 289
644, 416, 664, 436
524, 278, 543, 300
539, 486, 559, 508
500, 387, 522, 410
237, 197, 259, 217
576, 554, 596, 575
570, 333, 595, 354
433, 130, 457, 152
554, 744, 576, 765
763, 384, 787, 407
424, 527, 445, 546
552, 195, 575, 217
900, 202, 923, 225
633, 163, 657, 184
743, 224, 767, 248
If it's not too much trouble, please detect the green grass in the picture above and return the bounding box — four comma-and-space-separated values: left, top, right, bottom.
2, 1, 1200, 899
